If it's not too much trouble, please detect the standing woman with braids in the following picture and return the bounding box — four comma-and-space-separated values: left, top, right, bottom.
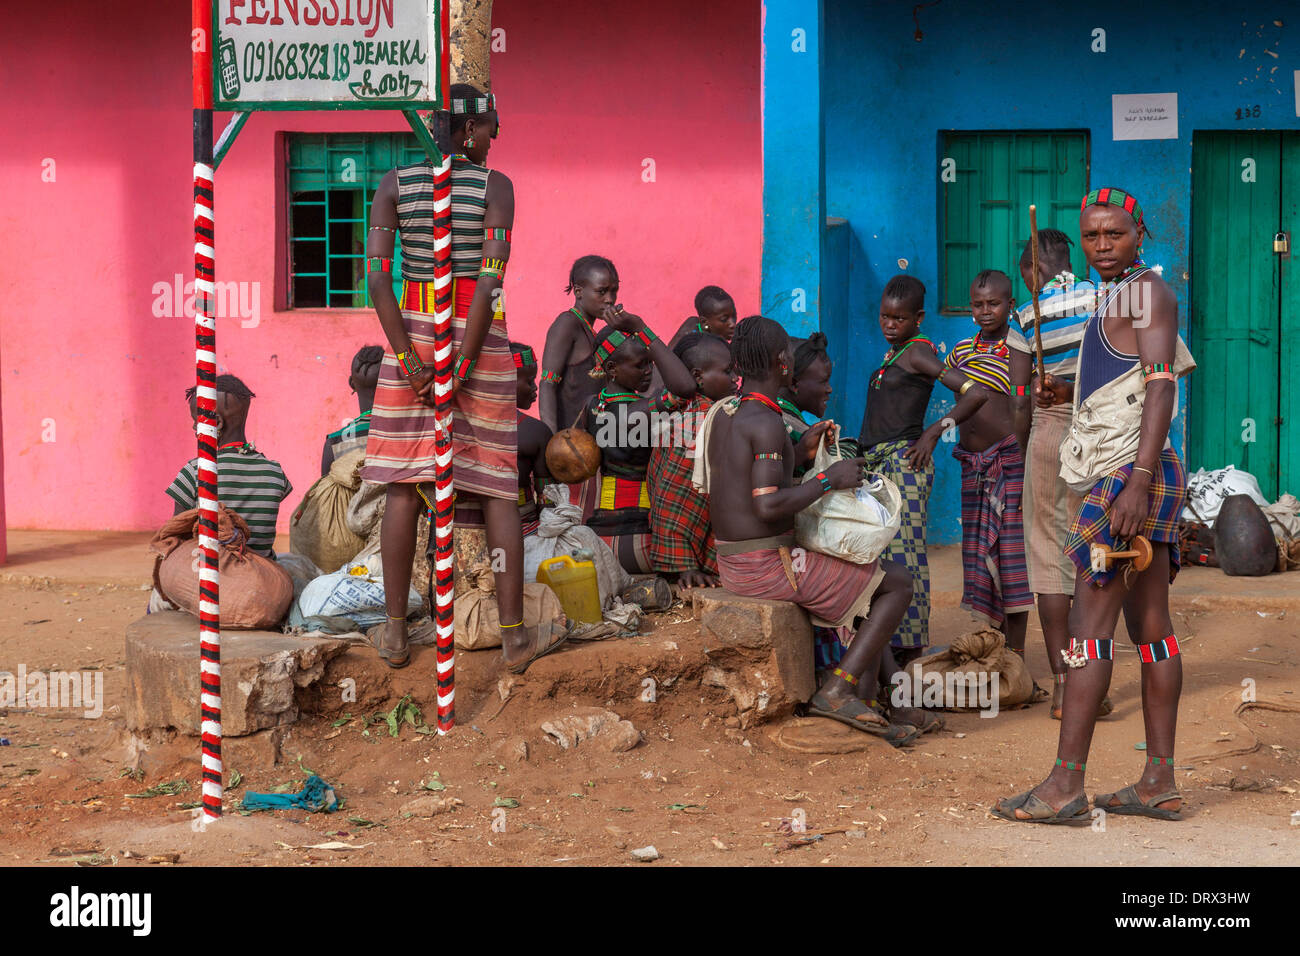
362, 84, 565, 674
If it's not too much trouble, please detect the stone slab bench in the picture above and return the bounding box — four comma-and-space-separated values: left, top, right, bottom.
125, 611, 350, 738
690, 589, 816, 728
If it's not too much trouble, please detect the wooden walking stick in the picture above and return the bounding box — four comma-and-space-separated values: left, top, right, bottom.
1028, 204, 1046, 381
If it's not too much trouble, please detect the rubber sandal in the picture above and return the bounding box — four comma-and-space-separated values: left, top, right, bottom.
990, 790, 1091, 825
504, 624, 569, 675
365, 622, 411, 670
806, 693, 920, 747
1093, 785, 1183, 820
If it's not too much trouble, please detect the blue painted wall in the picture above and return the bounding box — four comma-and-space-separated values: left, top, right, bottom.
795, 0, 1299, 543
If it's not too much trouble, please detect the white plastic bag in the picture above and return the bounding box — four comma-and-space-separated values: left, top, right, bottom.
794, 436, 901, 564
1182, 465, 1269, 525
523, 484, 632, 608
297, 566, 422, 628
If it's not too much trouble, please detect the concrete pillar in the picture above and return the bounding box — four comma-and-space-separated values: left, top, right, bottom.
761, 0, 824, 337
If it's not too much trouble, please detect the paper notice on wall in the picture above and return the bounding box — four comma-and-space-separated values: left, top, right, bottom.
1112, 93, 1179, 141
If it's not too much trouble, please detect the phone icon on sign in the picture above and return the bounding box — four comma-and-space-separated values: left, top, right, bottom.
218, 37, 240, 100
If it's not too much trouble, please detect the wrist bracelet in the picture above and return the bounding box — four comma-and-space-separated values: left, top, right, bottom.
396, 348, 425, 377
635, 326, 659, 348
959, 380, 974, 396
816, 471, 832, 494
1014, 384, 1028, 396
453, 353, 476, 381
1132, 465, 1155, 479
480, 256, 507, 279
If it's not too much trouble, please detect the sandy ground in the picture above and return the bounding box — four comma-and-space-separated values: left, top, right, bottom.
0, 530, 1295, 867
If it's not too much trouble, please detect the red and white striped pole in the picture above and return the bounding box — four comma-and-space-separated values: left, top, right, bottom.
431, 0, 455, 733
193, 0, 222, 818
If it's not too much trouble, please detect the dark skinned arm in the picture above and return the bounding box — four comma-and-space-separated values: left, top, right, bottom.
1110, 279, 1179, 541
452, 171, 515, 394
899, 346, 989, 469
538, 317, 573, 432
605, 307, 697, 401
747, 414, 864, 523
368, 171, 435, 406
1009, 346, 1033, 451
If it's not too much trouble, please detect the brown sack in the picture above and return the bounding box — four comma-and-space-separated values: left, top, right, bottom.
289, 450, 367, 574
152, 506, 294, 630
904, 628, 1034, 711
453, 563, 567, 651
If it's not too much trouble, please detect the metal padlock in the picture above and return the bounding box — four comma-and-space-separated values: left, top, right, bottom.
1276, 231, 1290, 254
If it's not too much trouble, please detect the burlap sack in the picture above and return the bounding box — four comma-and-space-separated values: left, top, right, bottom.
902, 629, 1033, 711
453, 563, 566, 650
290, 449, 367, 573
151, 506, 293, 630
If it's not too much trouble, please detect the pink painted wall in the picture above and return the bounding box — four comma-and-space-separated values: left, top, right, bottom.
0, 0, 761, 532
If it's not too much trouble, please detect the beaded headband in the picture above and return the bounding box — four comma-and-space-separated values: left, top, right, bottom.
451, 93, 497, 115
1082, 187, 1143, 227
594, 330, 630, 365
512, 346, 536, 369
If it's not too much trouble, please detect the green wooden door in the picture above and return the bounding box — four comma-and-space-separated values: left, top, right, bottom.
1280, 135, 1300, 501
1190, 132, 1289, 500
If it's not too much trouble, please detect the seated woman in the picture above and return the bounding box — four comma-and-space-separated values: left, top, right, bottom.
580, 312, 697, 574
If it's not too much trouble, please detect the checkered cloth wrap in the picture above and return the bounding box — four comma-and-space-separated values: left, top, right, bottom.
1065, 446, 1187, 588
862, 437, 933, 649
647, 396, 718, 575
952, 434, 1034, 627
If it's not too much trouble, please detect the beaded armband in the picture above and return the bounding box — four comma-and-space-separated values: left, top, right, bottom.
815, 471, 832, 494
1014, 385, 1029, 396
367, 257, 392, 275
1142, 362, 1175, 385
755, 452, 783, 461
480, 257, 507, 279
635, 327, 659, 348
453, 354, 476, 381
396, 348, 425, 377
540, 369, 561, 383
484, 228, 512, 243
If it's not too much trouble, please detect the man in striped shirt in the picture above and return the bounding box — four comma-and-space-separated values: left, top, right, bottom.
319, 345, 382, 476
1006, 231, 1109, 720
166, 375, 292, 559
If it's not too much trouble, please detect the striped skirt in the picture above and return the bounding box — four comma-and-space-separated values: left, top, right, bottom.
361, 277, 517, 500
1065, 447, 1187, 589
863, 438, 933, 649
952, 434, 1034, 628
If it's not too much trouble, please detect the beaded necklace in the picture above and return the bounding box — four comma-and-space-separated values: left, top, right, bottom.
775, 395, 803, 418
596, 387, 639, 413
740, 392, 783, 415
970, 331, 1009, 358
218, 441, 255, 454
871, 335, 934, 390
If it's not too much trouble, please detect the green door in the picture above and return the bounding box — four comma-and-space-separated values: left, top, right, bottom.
1190, 132, 1298, 501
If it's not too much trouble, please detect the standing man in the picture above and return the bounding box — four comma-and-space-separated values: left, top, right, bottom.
1007, 230, 1111, 719
995, 188, 1191, 823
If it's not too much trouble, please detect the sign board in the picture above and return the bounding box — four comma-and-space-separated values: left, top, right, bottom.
1111, 92, 1179, 142
213, 0, 442, 110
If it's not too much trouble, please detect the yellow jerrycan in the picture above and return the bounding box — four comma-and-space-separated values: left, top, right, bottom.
536, 553, 602, 625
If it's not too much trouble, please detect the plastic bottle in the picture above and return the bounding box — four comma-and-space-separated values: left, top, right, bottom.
536, 554, 602, 624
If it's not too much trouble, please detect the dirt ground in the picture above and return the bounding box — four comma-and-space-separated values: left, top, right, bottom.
0, 530, 1295, 867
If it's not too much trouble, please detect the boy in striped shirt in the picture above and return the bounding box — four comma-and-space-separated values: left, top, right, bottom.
166, 374, 292, 559
944, 270, 1035, 670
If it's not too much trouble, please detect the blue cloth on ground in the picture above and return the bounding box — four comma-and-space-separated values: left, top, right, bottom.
241, 774, 339, 813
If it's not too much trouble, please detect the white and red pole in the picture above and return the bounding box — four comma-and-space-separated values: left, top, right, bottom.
193, 0, 222, 818
431, 0, 455, 733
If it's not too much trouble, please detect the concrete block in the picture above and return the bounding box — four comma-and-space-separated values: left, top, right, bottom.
692, 589, 816, 727
125, 612, 349, 737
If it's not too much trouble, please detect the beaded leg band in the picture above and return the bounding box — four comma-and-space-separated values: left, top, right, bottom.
1055, 758, 1086, 772
1147, 756, 1174, 766
1137, 635, 1180, 663
1061, 638, 1113, 669
831, 666, 858, 687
